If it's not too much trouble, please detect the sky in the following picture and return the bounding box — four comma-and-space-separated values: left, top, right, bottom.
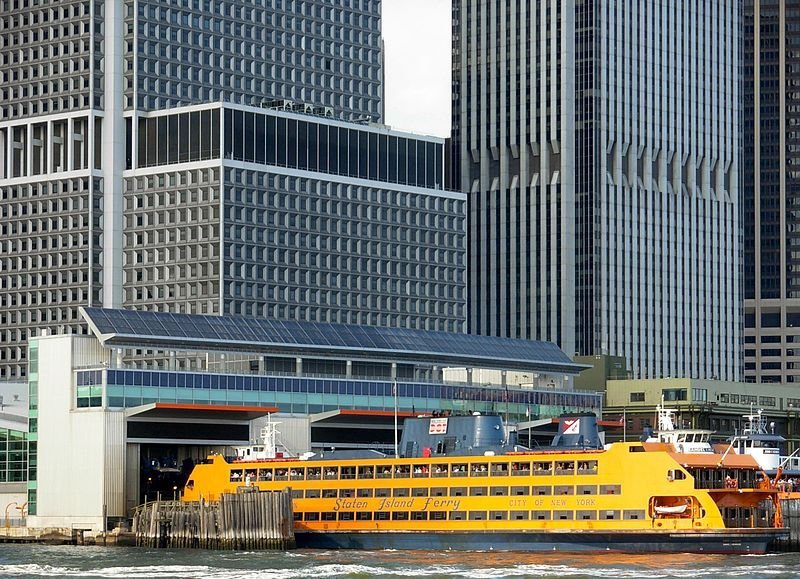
381, 0, 451, 138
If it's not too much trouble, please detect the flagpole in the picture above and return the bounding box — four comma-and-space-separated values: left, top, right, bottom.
393, 379, 399, 457
623, 407, 627, 442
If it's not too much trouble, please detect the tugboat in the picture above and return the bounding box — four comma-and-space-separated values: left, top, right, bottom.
182, 412, 787, 553
645, 404, 715, 454
728, 409, 790, 477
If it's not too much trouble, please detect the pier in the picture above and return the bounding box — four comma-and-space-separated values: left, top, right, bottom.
132, 488, 295, 550
773, 498, 800, 551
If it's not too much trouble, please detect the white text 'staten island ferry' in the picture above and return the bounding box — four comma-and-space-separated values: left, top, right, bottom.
182, 413, 788, 553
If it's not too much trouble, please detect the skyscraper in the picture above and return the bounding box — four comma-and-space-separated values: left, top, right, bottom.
452, 1, 741, 380
0, 0, 467, 379
743, 1, 800, 384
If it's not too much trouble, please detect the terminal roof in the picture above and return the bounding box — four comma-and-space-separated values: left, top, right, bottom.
80, 307, 586, 374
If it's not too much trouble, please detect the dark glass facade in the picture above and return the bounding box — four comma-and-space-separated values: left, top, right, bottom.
135, 109, 221, 169
222, 108, 444, 189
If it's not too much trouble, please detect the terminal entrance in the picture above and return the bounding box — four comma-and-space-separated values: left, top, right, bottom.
123, 403, 277, 510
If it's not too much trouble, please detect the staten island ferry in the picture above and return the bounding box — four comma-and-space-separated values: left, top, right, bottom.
182, 412, 788, 553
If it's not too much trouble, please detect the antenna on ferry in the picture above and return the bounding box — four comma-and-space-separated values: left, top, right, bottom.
393, 379, 399, 458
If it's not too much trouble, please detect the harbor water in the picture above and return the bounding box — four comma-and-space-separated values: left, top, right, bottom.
0, 545, 799, 578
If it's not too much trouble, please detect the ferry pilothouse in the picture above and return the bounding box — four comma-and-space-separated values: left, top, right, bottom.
182, 412, 788, 553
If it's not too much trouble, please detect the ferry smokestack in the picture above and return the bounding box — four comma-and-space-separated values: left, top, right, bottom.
551, 413, 603, 450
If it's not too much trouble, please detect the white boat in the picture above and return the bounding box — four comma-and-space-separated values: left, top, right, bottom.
654, 504, 688, 515
646, 404, 715, 454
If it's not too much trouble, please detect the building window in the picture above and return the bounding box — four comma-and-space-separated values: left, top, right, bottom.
629, 392, 645, 402
662, 388, 687, 402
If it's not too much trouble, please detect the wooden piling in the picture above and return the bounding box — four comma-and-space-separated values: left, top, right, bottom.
133, 488, 294, 550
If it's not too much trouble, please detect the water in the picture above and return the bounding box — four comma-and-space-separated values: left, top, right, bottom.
0, 546, 798, 578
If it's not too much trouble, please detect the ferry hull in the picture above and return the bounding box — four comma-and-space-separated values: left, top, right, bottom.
296, 529, 787, 554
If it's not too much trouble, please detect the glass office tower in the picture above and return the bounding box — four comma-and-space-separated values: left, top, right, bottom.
453, 1, 741, 379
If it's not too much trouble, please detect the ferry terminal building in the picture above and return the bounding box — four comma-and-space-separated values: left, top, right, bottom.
27, 308, 597, 531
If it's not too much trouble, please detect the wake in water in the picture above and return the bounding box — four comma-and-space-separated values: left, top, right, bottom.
0, 546, 797, 578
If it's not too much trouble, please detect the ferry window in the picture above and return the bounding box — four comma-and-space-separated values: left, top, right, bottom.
394, 465, 410, 478
668, 470, 687, 481
375, 512, 390, 521
628, 446, 645, 453
532, 510, 551, 520
412, 465, 430, 478
554, 485, 574, 496
245, 469, 258, 481
392, 488, 410, 497
630, 392, 645, 402
304, 512, 319, 521
431, 487, 447, 497
341, 466, 356, 480
512, 486, 529, 496
577, 461, 597, 474
532, 486, 552, 496
290, 468, 304, 480
257, 469, 273, 481
577, 510, 597, 520
322, 489, 337, 498
600, 485, 621, 495
511, 461, 530, 475
603, 510, 621, 520
391, 512, 410, 521
356, 512, 372, 521
307, 468, 321, 480
411, 511, 428, 521
469, 486, 487, 497
555, 461, 575, 475
357, 488, 373, 498
449, 487, 466, 497
412, 487, 428, 497
293, 512, 302, 521
511, 510, 529, 521
291, 490, 303, 499
490, 486, 508, 496
338, 512, 354, 521
468, 511, 487, 520
471, 463, 489, 476
375, 488, 391, 498
451, 464, 468, 476
577, 485, 597, 495
490, 463, 508, 476
432, 464, 448, 477
357, 466, 374, 479
623, 510, 646, 520
305, 489, 321, 498
448, 511, 466, 521
430, 511, 447, 521
321, 512, 336, 521
490, 510, 507, 520
274, 468, 288, 480
340, 489, 355, 498
323, 467, 339, 480
230, 469, 244, 482
554, 510, 573, 520
377, 466, 392, 478
533, 461, 552, 475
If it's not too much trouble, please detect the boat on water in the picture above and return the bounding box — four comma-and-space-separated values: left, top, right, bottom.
645, 403, 715, 454
181, 412, 787, 553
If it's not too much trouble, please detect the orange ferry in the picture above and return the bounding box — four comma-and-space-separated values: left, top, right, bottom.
182, 413, 788, 553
